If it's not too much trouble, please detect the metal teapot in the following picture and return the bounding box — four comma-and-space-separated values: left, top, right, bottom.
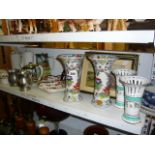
22, 62, 43, 86
17, 70, 32, 91
8, 69, 19, 86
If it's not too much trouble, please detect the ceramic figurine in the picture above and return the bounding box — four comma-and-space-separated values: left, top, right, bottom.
88, 54, 117, 108
120, 76, 150, 124
112, 69, 136, 108
57, 54, 84, 102
86, 19, 95, 31
28, 19, 33, 34
85, 19, 105, 31
46, 19, 53, 32
79, 22, 88, 31
67, 20, 77, 32
72, 19, 104, 32
0, 20, 3, 35
18, 19, 23, 33
73, 19, 88, 31
57, 19, 66, 32
93, 19, 105, 31
28, 19, 37, 34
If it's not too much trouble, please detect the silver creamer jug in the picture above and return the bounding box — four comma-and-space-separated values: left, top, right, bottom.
17, 70, 32, 91
8, 69, 19, 86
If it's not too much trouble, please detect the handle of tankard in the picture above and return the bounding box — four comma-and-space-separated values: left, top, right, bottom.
37, 65, 44, 81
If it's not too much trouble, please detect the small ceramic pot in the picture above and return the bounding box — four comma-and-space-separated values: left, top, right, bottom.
1, 77, 9, 85
0, 70, 9, 85
88, 54, 117, 108
112, 69, 136, 108
57, 54, 84, 102
120, 76, 150, 124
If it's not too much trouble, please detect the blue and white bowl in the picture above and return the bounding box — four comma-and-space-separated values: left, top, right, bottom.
143, 86, 155, 107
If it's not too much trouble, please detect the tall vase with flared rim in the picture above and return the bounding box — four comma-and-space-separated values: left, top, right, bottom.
112, 69, 136, 109
57, 54, 84, 102
88, 54, 117, 108
120, 76, 150, 124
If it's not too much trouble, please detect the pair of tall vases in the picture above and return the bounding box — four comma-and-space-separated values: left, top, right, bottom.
57, 53, 150, 124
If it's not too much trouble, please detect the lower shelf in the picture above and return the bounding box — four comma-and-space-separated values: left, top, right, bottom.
0, 83, 146, 134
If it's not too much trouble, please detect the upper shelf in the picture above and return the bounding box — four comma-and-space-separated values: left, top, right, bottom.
0, 30, 154, 43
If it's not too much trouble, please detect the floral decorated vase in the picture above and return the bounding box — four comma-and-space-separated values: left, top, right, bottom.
57, 54, 84, 102
112, 69, 136, 109
88, 54, 117, 108
120, 76, 150, 124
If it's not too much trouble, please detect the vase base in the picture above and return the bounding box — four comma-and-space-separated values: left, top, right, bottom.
63, 95, 82, 103
114, 101, 124, 109
122, 114, 141, 124
91, 99, 112, 109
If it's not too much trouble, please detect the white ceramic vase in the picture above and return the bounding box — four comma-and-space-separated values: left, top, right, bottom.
88, 54, 117, 108
57, 54, 84, 102
120, 76, 150, 124
112, 69, 136, 108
